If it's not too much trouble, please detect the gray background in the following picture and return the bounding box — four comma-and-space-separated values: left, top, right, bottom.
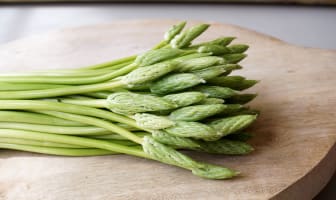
0, 4, 335, 199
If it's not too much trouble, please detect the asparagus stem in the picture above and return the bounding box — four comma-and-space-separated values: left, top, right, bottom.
0, 129, 147, 158
0, 81, 124, 99
0, 122, 111, 135
0, 100, 138, 128
0, 63, 137, 85
0, 137, 85, 148
35, 111, 142, 144
80, 55, 137, 70
57, 99, 108, 108
0, 143, 118, 156
88, 132, 148, 140
0, 61, 133, 78
0, 111, 86, 126
0, 83, 68, 91
0, 137, 139, 148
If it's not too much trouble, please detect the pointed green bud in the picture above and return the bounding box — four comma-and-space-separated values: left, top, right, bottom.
197, 139, 254, 155
192, 37, 236, 48
208, 76, 259, 91
176, 56, 224, 72
164, 121, 216, 140
150, 73, 205, 95
151, 130, 201, 149
221, 64, 243, 76
163, 92, 206, 107
127, 82, 151, 91
106, 92, 177, 115
164, 21, 187, 42
198, 45, 231, 55
142, 135, 198, 169
226, 109, 260, 117
208, 115, 257, 138
192, 65, 226, 81
199, 98, 225, 105
228, 44, 249, 53
142, 136, 238, 179
191, 163, 239, 179
122, 62, 176, 86
132, 113, 175, 130
134, 48, 187, 67
174, 52, 212, 62
226, 93, 257, 104
223, 53, 247, 64
219, 104, 245, 115
169, 104, 226, 121
225, 132, 253, 142
193, 85, 237, 99
171, 24, 210, 48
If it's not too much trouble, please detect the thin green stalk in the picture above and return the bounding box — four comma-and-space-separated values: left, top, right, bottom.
0, 137, 139, 148
0, 100, 138, 128
82, 92, 110, 99
0, 61, 133, 78
0, 122, 111, 135
80, 55, 137, 70
0, 129, 147, 157
0, 81, 124, 99
0, 83, 68, 91
88, 132, 149, 140
33, 110, 142, 144
0, 111, 86, 126
0, 143, 118, 156
0, 137, 85, 148
0, 63, 137, 85
57, 99, 108, 108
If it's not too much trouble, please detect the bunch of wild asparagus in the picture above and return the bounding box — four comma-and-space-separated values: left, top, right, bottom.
0, 22, 259, 179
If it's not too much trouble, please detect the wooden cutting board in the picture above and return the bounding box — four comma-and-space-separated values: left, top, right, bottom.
0, 20, 335, 200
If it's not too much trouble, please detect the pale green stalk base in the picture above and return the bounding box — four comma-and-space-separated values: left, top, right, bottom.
0, 129, 147, 158
0, 81, 124, 99
0, 143, 118, 156
36, 110, 143, 144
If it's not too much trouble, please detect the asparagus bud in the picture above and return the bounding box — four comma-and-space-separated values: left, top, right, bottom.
142, 136, 238, 179
193, 85, 237, 99
134, 48, 187, 67
164, 21, 187, 42
228, 44, 249, 54
169, 104, 226, 121
151, 130, 201, 148
171, 24, 210, 48
208, 75, 259, 91
218, 104, 245, 115
192, 37, 236, 48
122, 62, 176, 87
192, 65, 227, 81
208, 115, 257, 138
150, 73, 205, 95
198, 45, 231, 55
191, 163, 239, 179
152, 130, 253, 155
132, 113, 175, 130
199, 98, 225, 105
176, 56, 224, 72
106, 92, 177, 115
163, 92, 206, 107
164, 121, 217, 140
225, 93, 257, 104
197, 139, 254, 155
223, 53, 247, 64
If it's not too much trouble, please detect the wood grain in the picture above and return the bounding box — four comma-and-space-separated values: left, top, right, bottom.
0, 20, 335, 200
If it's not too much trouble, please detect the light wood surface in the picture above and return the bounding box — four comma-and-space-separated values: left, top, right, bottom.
0, 20, 335, 200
